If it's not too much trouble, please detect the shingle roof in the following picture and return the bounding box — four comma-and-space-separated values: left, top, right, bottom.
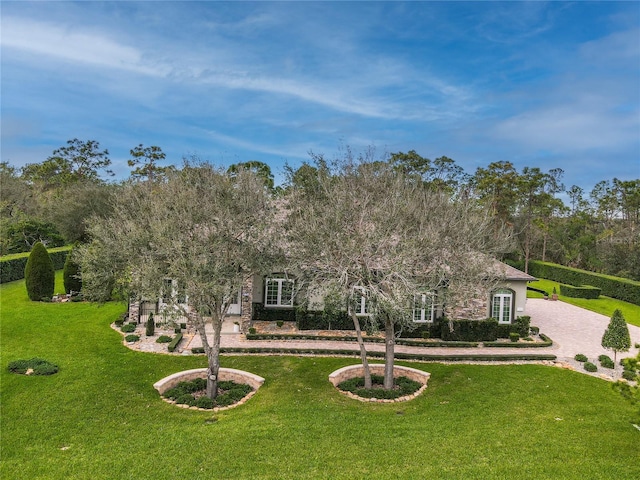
496, 261, 537, 281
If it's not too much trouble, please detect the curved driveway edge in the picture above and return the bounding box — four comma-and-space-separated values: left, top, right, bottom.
525, 299, 640, 363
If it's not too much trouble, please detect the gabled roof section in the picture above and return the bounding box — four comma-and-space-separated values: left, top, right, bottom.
498, 262, 537, 282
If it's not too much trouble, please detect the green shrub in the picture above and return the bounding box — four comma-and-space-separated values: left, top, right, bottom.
526, 260, 640, 305
575, 353, 588, 362
252, 303, 297, 322
24, 242, 55, 301
146, 313, 155, 336
174, 327, 181, 333
121, 324, 136, 333
598, 354, 612, 363
337, 375, 422, 399
584, 362, 598, 372
175, 394, 196, 407
156, 335, 172, 343
1, 246, 69, 284
248, 327, 256, 335
600, 357, 615, 369
167, 333, 183, 352
440, 318, 499, 342
195, 396, 215, 409
125, 334, 139, 342
622, 370, 638, 382
62, 249, 82, 294
559, 284, 601, 299
180, 323, 187, 329
509, 332, 520, 342
8, 357, 59, 375
530, 326, 540, 335
276, 320, 284, 328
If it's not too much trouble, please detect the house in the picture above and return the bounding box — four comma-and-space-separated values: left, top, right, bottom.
134, 261, 536, 333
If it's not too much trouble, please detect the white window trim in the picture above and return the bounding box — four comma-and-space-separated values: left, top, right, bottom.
413, 293, 435, 323
160, 278, 188, 307
492, 289, 513, 324
264, 277, 295, 308
353, 287, 371, 316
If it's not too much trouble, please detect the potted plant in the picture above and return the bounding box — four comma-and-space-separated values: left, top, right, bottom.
233, 321, 240, 333
551, 287, 558, 301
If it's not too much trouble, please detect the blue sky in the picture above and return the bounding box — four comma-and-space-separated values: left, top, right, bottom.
2, 1, 639, 191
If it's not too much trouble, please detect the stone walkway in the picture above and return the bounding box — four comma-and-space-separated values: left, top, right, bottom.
123, 299, 640, 381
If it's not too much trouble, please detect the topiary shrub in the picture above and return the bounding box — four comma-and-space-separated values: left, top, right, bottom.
575, 353, 588, 362
583, 362, 597, 372
146, 313, 155, 336
124, 334, 140, 342
600, 357, 615, 369
121, 323, 136, 333
622, 370, 638, 382
62, 249, 82, 294
24, 242, 55, 301
156, 335, 172, 343
509, 332, 520, 342
8, 357, 59, 375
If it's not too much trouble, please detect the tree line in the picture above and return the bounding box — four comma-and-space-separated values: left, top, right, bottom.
1, 139, 638, 280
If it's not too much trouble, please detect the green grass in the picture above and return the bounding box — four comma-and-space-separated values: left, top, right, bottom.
528, 278, 640, 328
2, 274, 639, 479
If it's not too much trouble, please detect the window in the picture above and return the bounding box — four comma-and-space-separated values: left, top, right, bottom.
264, 276, 294, 307
352, 287, 370, 316
413, 293, 435, 323
491, 288, 513, 324
161, 279, 187, 305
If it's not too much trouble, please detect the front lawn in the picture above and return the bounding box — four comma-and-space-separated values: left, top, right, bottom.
528, 278, 640, 327
1, 275, 638, 479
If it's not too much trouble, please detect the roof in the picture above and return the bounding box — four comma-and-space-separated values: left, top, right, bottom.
497, 261, 537, 282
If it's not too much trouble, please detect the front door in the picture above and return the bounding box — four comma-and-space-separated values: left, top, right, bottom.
227, 290, 241, 315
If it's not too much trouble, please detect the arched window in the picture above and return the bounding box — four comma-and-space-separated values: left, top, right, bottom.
491, 288, 514, 324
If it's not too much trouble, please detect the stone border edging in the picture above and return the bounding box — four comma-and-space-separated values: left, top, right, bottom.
329, 364, 431, 403
153, 368, 265, 412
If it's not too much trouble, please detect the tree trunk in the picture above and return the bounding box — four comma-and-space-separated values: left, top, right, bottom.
194, 311, 222, 399
383, 314, 395, 390
349, 308, 372, 389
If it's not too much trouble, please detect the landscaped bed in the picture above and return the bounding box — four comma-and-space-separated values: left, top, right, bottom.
2, 273, 638, 479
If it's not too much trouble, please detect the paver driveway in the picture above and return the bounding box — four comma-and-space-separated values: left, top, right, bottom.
526, 298, 640, 363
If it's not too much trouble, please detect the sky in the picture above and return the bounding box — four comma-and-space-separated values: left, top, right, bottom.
1, 1, 639, 191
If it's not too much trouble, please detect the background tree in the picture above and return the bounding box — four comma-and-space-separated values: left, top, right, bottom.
79, 161, 276, 399
24, 241, 55, 301
22, 139, 112, 189
471, 161, 519, 231
227, 161, 275, 192
128, 144, 173, 184
601, 309, 631, 362
285, 151, 512, 389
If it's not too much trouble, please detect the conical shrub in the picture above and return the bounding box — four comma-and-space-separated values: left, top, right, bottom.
63, 249, 82, 294
25, 242, 55, 301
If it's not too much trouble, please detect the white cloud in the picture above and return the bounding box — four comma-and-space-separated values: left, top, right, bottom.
1, 17, 170, 76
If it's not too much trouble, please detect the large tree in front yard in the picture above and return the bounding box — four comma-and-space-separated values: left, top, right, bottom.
79, 161, 276, 399
285, 151, 512, 389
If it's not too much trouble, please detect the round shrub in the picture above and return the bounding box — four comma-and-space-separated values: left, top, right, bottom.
621, 370, 638, 382
337, 375, 421, 400
8, 357, 59, 375
24, 242, 55, 301
574, 353, 588, 362
583, 362, 597, 372
195, 396, 215, 409
124, 334, 140, 342
62, 249, 82, 294
156, 335, 172, 343
509, 332, 520, 342
600, 357, 615, 369
598, 354, 612, 363
121, 324, 136, 333
175, 394, 196, 407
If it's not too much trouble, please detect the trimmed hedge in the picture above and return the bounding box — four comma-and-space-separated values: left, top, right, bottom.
524, 260, 640, 305
251, 303, 296, 322
559, 284, 601, 299
168, 333, 183, 352
24, 242, 55, 301
1, 246, 70, 284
